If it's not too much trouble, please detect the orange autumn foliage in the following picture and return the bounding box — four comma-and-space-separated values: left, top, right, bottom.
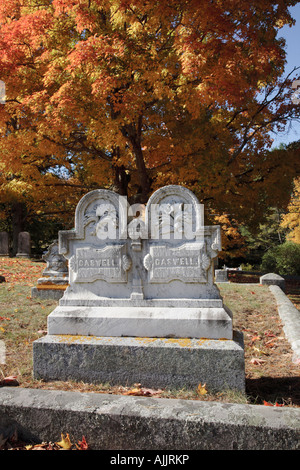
213, 213, 247, 260
281, 177, 300, 244
0, 0, 299, 233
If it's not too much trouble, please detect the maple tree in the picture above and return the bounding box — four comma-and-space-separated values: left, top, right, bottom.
0, 0, 300, 246
281, 176, 300, 243
213, 213, 247, 262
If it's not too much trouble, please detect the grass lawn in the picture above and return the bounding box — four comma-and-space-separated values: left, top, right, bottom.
0, 257, 299, 407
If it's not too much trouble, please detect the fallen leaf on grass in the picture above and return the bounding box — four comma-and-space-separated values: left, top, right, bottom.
253, 346, 269, 356
264, 331, 276, 338
15, 436, 89, 451
56, 433, 72, 450
124, 383, 163, 397
37, 329, 47, 335
264, 339, 277, 348
124, 387, 142, 396
197, 383, 208, 396
263, 400, 284, 407
125, 387, 163, 397
26, 444, 48, 450
250, 335, 261, 343
263, 400, 273, 406
0, 376, 19, 387
76, 435, 89, 450
250, 358, 266, 365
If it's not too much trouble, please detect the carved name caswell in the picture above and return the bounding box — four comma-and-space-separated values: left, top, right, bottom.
143, 243, 210, 283
70, 245, 131, 283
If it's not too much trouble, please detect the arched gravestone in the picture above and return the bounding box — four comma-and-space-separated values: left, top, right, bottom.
48, 185, 231, 339
16, 231, 31, 258
33, 186, 245, 392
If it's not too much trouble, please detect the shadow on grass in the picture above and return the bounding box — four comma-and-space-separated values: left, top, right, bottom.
246, 376, 300, 406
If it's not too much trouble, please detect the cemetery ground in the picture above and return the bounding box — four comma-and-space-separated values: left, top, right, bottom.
0, 257, 299, 410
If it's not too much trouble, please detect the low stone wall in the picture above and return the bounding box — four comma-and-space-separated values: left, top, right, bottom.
269, 285, 300, 362
226, 271, 300, 294
0, 387, 299, 450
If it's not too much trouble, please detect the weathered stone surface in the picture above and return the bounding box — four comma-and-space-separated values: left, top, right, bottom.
59, 186, 221, 304
47, 305, 233, 339
215, 269, 229, 283
31, 241, 68, 300
33, 185, 245, 391
16, 232, 31, 258
39, 240, 68, 282
260, 273, 285, 290
0, 387, 299, 450
33, 331, 245, 392
51, 186, 232, 339
31, 286, 66, 300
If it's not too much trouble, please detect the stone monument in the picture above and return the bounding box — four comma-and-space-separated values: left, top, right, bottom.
260, 273, 285, 291
0, 232, 9, 257
16, 231, 31, 258
33, 186, 245, 392
31, 241, 69, 300
215, 268, 229, 283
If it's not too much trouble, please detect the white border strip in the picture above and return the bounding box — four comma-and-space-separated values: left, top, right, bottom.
269, 285, 300, 363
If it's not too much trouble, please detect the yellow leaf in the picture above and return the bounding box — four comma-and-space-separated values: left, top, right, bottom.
56, 433, 72, 450
124, 387, 143, 396
253, 346, 269, 356
197, 383, 208, 396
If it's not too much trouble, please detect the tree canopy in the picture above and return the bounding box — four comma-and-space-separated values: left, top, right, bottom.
281, 175, 300, 243
0, 0, 299, 239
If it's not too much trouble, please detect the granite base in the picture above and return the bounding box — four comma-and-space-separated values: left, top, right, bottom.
33, 331, 245, 393
47, 305, 233, 339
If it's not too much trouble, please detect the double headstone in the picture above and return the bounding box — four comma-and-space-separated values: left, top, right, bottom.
33, 186, 245, 392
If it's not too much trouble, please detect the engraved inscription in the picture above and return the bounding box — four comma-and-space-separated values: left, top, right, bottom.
143, 243, 209, 283
71, 245, 131, 283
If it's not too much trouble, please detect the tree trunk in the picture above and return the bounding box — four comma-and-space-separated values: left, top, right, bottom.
121, 116, 152, 204
131, 140, 152, 203
113, 164, 129, 196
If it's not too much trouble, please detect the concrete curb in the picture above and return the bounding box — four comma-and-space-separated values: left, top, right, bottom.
269, 285, 300, 362
0, 387, 299, 450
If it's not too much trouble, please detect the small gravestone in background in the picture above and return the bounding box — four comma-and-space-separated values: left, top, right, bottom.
33, 185, 245, 392
31, 241, 69, 300
0, 232, 9, 257
16, 232, 31, 258
215, 268, 229, 283
260, 273, 285, 291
